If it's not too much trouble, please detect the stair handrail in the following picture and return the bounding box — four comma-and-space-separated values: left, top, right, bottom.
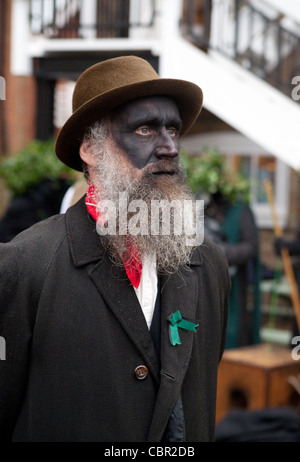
181, 0, 300, 101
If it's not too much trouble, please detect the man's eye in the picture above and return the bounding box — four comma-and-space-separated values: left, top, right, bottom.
167, 127, 177, 137
136, 127, 151, 135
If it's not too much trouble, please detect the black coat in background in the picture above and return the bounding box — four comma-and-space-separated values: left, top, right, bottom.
0, 179, 70, 243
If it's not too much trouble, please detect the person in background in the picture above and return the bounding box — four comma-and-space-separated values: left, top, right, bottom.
0, 56, 230, 442
0, 138, 75, 243
205, 190, 261, 349
0, 178, 70, 243
185, 151, 260, 349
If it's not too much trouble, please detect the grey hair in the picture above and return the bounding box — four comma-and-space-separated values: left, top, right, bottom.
83, 119, 109, 148
81, 118, 110, 179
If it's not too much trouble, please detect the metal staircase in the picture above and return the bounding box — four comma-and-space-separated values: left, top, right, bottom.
182, 0, 300, 101
171, 0, 300, 169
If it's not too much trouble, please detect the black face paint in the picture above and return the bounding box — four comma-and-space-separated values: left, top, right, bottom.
110, 96, 182, 170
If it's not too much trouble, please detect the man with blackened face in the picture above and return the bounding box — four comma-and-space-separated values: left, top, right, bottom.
0, 56, 230, 442
79, 95, 199, 277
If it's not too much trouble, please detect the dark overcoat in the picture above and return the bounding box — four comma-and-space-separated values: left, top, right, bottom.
0, 197, 230, 442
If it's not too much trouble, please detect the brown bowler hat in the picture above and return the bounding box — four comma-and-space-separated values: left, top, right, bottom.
55, 55, 203, 171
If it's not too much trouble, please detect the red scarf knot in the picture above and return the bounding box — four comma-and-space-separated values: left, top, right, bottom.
85, 182, 142, 288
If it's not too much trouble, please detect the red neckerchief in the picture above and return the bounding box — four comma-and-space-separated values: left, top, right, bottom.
85, 183, 142, 289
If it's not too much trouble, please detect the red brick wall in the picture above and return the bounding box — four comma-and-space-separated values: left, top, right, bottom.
0, 0, 37, 215
5, 74, 37, 154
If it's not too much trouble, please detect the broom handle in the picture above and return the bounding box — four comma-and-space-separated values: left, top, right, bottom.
264, 179, 300, 331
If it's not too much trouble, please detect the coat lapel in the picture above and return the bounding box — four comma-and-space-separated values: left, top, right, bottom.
147, 254, 202, 442
160, 265, 200, 380
89, 255, 160, 383
66, 197, 160, 383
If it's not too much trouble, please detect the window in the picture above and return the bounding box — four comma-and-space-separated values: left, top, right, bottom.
181, 131, 290, 229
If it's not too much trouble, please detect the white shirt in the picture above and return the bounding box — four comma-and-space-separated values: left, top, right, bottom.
134, 254, 157, 329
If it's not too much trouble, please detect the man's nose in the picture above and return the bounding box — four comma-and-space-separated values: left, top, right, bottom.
154, 130, 179, 159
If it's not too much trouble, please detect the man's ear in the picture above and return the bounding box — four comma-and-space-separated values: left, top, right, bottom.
79, 141, 97, 167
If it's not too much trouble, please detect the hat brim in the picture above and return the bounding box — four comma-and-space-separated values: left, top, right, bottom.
55, 78, 203, 171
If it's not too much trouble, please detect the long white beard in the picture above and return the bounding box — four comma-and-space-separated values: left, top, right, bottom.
85, 127, 202, 274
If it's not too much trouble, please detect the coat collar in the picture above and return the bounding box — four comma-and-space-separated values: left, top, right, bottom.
66, 196, 105, 265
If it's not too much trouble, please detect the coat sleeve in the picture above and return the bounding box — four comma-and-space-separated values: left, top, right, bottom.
0, 240, 38, 440
196, 238, 231, 361
0, 215, 66, 441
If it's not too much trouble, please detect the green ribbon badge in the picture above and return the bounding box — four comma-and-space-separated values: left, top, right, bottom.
167, 310, 199, 346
